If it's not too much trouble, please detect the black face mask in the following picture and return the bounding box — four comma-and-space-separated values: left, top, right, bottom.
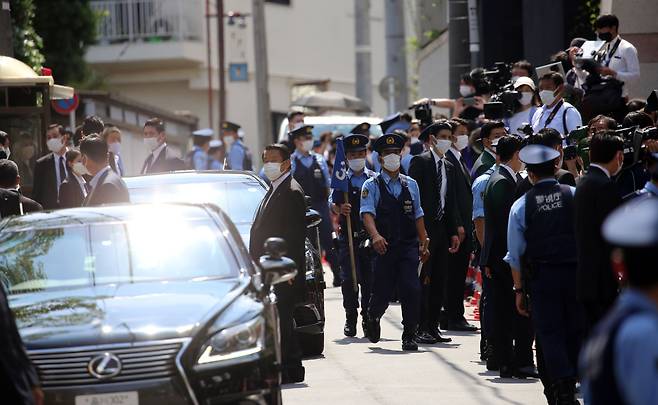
598, 32, 614, 42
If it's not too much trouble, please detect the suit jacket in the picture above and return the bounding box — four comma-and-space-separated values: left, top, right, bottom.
471, 149, 496, 180
83, 169, 130, 207
58, 172, 85, 209
0, 281, 39, 404
481, 165, 517, 268
249, 174, 307, 303
408, 151, 459, 238
446, 149, 474, 251
575, 165, 622, 305
0, 189, 42, 218
141, 145, 186, 174
515, 168, 576, 198
32, 153, 63, 209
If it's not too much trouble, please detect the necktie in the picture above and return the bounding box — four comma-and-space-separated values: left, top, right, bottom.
58, 156, 66, 184
84, 183, 92, 194
436, 159, 444, 216
459, 156, 469, 177
516, 173, 523, 183
142, 154, 154, 174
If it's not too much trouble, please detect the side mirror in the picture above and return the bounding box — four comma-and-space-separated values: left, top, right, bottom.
305, 208, 321, 229
259, 237, 297, 286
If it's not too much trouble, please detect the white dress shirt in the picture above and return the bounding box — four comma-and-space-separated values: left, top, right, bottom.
500, 164, 517, 183
89, 166, 111, 191
603, 36, 640, 97
531, 99, 582, 136
143, 142, 167, 174
589, 163, 611, 178
73, 173, 88, 198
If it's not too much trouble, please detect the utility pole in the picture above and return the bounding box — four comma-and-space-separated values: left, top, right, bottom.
216, 0, 226, 130
252, 0, 272, 155
448, 0, 470, 99
0, 0, 14, 56
467, 0, 480, 69
384, 0, 407, 112
354, 0, 372, 108
205, 0, 214, 130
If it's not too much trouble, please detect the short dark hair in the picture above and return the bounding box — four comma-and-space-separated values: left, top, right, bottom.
65, 149, 81, 164
531, 128, 563, 148
622, 111, 654, 129
589, 132, 623, 164
540, 72, 565, 87
627, 98, 647, 113
79, 135, 108, 163
432, 120, 453, 136
193, 135, 211, 147
263, 143, 290, 162
0, 159, 19, 187
82, 115, 105, 136
512, 60, 533, 75
588, 114, 618, 130
527, 161, 556, 178
496, 136, 521, 162
0, 130, 8, 146
595, 14, 619, 30
480, 120, 506, 140
449, 118, 469, 133
144, 117, 165, 133
47, 123, 64, 135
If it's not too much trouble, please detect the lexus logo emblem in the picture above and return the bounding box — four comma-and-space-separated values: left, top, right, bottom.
88, 352, 122, 379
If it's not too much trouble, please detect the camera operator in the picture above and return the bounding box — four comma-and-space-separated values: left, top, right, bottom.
413, 69, 489, 121
506, 77, 540, 136
614, 111, 657, 197
587, 114, 618, 138
594, 14, 640, 99
532, 72, 582, 136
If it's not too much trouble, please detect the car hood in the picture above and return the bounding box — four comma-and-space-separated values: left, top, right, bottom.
10, 279, 246, 349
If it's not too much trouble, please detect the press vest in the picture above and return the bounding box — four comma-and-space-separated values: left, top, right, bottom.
524, 181, 577, 265
374, 175, 417, 247
293, 155, 327, 203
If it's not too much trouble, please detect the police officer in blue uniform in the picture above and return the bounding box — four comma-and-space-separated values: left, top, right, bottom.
289, 124, 342, 286
188, 128, 212, 170
371, 113, 412, 172
360, 133, 430, 351
505, 144, 584, 403
208, 139, 224, 170
330, 134, 376, 337
581, 197, 658, 405
222, 121, 253, 171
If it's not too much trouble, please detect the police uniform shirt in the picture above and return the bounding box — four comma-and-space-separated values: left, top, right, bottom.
291, 149, 331, 188
603, 36, 640, 97
209, 159, 223, 170
531, 100, 582, 135
503, 178, 576, 270
328, 168, 375, 205
191, 145, 209, 170
227, 139, 247, 170
471, 165, 498, 220
360, 171, 424, 219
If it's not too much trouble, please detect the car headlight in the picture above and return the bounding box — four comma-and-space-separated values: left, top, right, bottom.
197, 316, 265, 364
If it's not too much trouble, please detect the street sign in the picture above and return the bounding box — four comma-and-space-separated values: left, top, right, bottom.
51, 93, 79, 115
229, 63, 248, 82
378, 75, 401, 99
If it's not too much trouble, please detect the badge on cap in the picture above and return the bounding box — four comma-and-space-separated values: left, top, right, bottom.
351, 137, 360, 145
386, 137, 394, 145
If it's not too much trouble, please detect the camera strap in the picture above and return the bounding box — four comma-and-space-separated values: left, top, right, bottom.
604, 38, 622, 67
543, 100, 564, 128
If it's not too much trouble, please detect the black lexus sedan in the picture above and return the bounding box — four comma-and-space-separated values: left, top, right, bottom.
124, 171, 325, 356
0, 203, 296, 405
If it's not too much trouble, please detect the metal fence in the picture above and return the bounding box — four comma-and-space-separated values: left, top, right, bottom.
91, 0, 202, 43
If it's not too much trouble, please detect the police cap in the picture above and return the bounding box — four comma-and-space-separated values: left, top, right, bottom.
372, 133, 405, 153
603, 198, 658, 248
222, 121, 241, 132
519, 144, 560, 165
288, 124, 314, 140
419, 120, 452, 142
379, 113, 411, 133
344, 134, 369, 152
193, 128, 214, 137
350, 122, 371, 135
209, 139, 222, 149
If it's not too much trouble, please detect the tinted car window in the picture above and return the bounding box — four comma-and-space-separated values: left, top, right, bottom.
0, 217, 238, 294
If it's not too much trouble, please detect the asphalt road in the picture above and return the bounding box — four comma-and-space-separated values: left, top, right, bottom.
282, 272, 553, 405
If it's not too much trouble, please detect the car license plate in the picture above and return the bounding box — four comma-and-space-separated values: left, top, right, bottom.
75, 392, 138, 405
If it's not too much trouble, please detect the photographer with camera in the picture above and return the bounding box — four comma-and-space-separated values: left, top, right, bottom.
614, 110, 657, 197
532, 72, 582, 136
594, 14, 640, 99
506, 77, 540, 136
413, 70, 489, 122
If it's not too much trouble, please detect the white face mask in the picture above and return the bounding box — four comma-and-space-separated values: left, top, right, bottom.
73, 161, 88, 176
455, 135, 469, 151
301, 139, 314, 153
459, 85, 474, 97
291, 122, 304, 131
144, 137, 160, 151
108, 142, 121, 155
382, 153, 401, 172
0, 146, 10, 159
46, 137, 64, 153
410, 136, 420, 144
348, 158, 366, 172
539, 90, 557, 106
263, 162, 283, 181
519, 92, 534, 106
433, 139, 452, 155
224, 136, 235, 149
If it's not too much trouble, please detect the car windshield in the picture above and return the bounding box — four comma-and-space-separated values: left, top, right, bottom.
0, 213, 238, 295
127, 180, 265, 226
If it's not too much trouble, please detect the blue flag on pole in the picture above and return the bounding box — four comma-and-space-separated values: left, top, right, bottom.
331, 138, 349, 193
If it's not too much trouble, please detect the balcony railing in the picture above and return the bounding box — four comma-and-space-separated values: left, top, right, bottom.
91, 0, 202, 44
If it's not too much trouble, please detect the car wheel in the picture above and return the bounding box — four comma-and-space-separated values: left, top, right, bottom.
299, 332, 324, 357
267, 386, 282, 405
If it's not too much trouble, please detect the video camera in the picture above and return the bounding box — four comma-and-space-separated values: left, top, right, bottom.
481, 62, 521, 120
412, 102, 433, 127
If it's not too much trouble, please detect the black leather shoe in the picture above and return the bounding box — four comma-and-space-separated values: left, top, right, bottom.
332, 275, 342, 287
515, 365, 539, 379
446, 319, 479, 332
427, 328, 452, 343
415, 331, 438, 344
552, 378, 577, 405
402, 337, 418, 351
343, 318, 357, 337
499, 365, 513, 378
361, 316, 369, 337
366, 316, 381, 343
282, 365, 305, 384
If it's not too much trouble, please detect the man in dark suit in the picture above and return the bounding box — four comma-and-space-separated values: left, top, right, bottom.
141, 117, 186, 174
471, 121, 506, 179
79, 135, 130, 207
516, 128, 576, 198
443, 118, 478, 331
32, 124, 69, 209
249, 143, 307, 384
0, 160, 42, 217
409, 120, 461, 344
575, 132, 624, 332
481, 136, 531, 378
58, 150, 87, 209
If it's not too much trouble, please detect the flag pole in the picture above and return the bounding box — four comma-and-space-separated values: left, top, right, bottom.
344, 191, 359, 293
